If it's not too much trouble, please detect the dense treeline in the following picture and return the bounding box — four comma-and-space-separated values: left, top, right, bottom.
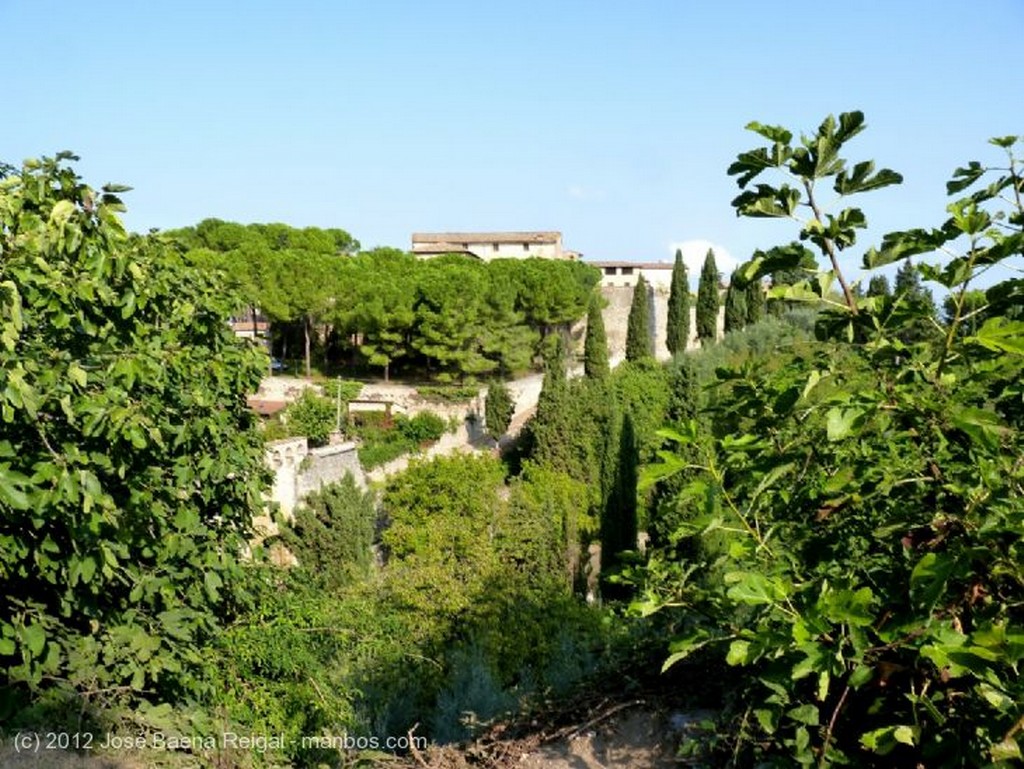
168, 220, 600, 381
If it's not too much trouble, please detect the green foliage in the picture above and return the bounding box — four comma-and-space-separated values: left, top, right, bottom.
277, 474, 377, 590
172, 218, 360, 379
484, 380, 515, 438
583, 291, 610, 379
396, 410, 448, 444
638, 124, 1024, 766
666, 248, 691, 355
357, 439, 413, 470
745, 278, 766, 325
666, 354, 700, 425
625, 275, 653, 361
377, 454, 611, 740
205, 568, 416, 766
610, 358, 672, 464
893, 260, 939, 343
178, 227, 599, 382
696, 249, 720, 343
320, 377, 365, 403
536, 332, 569, 422
728, 111, 903, 312
505, 462, 595, 590
347, 409, 448, 468
0, 155, 267, 722
282, 389, 337, 447
381, 455, 506, 620
723, 270, 747, 333
416, 383, 482, 403
866, 274, 891, 297
600, 412, 638, 576
942, 289, 987, 336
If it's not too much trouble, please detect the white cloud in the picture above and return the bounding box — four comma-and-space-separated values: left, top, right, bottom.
667, 239, 738, 286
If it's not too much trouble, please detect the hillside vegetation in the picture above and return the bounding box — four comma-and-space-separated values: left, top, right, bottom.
2, 115, 1022, 768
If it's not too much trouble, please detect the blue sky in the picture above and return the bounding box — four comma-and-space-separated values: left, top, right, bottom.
4, 0, 1022, 287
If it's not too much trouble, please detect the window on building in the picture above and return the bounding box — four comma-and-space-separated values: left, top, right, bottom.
492, 243, 499, 251
621, 267, 634, 275
523, 243, 530, 251
604, 267, 617, 275
461, 243, 468, 249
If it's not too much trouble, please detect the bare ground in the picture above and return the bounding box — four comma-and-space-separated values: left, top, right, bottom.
393, 694, 712, 769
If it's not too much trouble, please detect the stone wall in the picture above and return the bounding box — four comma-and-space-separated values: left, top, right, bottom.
296, 440, 366, 501
256, 437, 367, 539
597, 285, 724, 362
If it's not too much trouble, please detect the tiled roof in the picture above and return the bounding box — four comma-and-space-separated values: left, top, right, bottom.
589, 260, 674, 270
412, 231, 561, 245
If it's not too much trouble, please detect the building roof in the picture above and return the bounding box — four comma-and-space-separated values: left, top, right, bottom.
589, 260, 675, 270
410, 242, 478, 255
412, 231, 561, 245
247, 397, 288, 417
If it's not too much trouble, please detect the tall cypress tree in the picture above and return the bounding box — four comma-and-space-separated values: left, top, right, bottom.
537, 332, 568, 421
696, 249, 720, 344
583, 291, 610, 379
484, 380, 514, 438
745, 278, 766, 325
724, 271, 747, 334
601, 412, 638, 583
666, 248, 690, 355
625, 275, 653, 361
667, 355, 699, 424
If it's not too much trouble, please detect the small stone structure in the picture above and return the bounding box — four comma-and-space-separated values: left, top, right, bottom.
255, 437, 366, 539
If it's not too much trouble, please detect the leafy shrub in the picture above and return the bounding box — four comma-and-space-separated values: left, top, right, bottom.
429, 644, 515, 744
0, 155, 267, 725
357, 438, 413, 469
283, 389, 336, 447
637, 121, 1024, 766
277, 474, 377, 589
319, 378, 364, 402
396, 411, 448, 444
416, 384, 482, 403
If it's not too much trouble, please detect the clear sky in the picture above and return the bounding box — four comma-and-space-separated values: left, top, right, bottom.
4, 0, 1022, 286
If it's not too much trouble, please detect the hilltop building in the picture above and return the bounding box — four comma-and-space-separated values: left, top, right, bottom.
591, 260, 674, 289
411, 231, 580, 261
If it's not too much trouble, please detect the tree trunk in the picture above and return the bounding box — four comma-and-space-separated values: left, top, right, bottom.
384, 360, 390, 383
304, 317, 312, 379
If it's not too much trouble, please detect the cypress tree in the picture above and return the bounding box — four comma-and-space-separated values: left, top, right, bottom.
667, 355, 699, 424
601, 412, 638, 581
666, 248, 690, 355
484, 380, 514, 438
724, 271, 747, 334
583, 292, 610, 379
745, 279, 766, 325
696, 249, 720, 344
625, 275, 653, 361
537, 332, 568, 421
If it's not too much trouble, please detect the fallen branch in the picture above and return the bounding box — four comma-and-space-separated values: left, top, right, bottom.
544, 698, 646, 744
408, 723, 428, 768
